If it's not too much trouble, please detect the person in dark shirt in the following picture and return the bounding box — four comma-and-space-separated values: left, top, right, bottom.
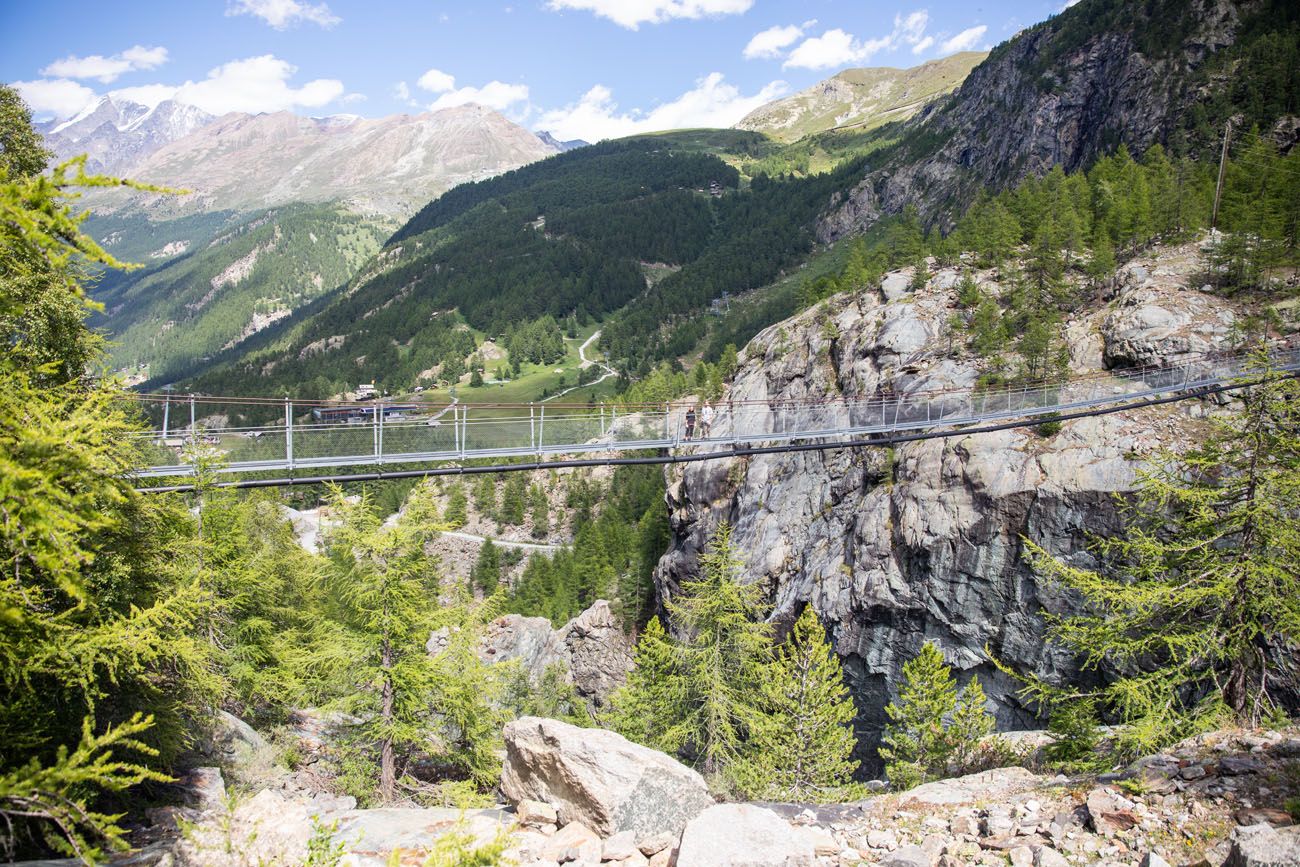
684, 405, 697, 440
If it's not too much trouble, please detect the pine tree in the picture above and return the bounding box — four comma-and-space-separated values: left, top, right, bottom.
948, 676, 995, 773
880, 642, 957, 790
605, 617, 687, 752
473, 475, 496, 521
499, 475, 526, 526
444, 483, 468, 528
319, 488, 438, 803
1023, 352, 1300, 755
528, 483, 550, 539
471, 540, 502, 596
737, 607, 859, 801
669, 523, 772, 779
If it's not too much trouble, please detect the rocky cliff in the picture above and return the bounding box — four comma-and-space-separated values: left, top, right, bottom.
819, 0, 1262, 241
652, 241, 1243, 769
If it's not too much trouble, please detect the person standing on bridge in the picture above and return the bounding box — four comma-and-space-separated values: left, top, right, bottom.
684, 404, 697, 440
700, 401, 715, 438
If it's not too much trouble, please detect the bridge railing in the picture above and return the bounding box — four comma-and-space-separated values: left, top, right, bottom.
122, 347, 1300, 478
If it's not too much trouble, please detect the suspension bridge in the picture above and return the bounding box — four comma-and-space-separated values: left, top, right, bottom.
126, 347, 1300, 490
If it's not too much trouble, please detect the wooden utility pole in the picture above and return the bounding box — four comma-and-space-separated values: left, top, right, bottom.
1211, 118, 1234, 230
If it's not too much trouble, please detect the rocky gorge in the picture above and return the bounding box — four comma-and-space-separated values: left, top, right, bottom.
653, 238, 1258, 767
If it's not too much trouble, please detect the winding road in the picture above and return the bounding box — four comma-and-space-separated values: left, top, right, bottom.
438, 529, 563, 552
540, 330, 618, 403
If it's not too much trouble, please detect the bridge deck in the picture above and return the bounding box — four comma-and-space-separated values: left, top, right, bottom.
125, 349, 1300, 480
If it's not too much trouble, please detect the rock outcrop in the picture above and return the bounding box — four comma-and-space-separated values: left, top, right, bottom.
476, 600, 634, 706
501, 716, 715, 840
653, 243, 1243, 768
677, 804, 815, 867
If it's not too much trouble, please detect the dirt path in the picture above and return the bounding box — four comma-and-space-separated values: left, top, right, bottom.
541, 330, 618, 403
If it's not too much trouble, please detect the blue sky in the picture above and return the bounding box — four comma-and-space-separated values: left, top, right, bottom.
1, 0, 1068, 141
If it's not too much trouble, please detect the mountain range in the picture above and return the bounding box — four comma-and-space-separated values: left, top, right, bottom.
735, 51, 987, 143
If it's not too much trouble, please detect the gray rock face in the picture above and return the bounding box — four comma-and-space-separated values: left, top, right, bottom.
501, 716, 715, 839
456, 600, 634, 706
1102, 263, 1236, 368
818, 0, 1250, 241
677, 804, 815, 867
654, 254, 1216, 771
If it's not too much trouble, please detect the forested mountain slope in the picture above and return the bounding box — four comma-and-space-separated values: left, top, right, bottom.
820, 0, 1300, 239
174, 0, 1299, 401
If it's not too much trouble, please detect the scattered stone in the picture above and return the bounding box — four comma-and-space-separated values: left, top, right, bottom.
1139, 852, 1172, 867
1086, 788, 1140, 837
904, 767, 1041, 807
795, 825, 839, 856
951, 815, 980, 837
1035, 846, 1070, 867
648, 847, 677, 867
637, 832, 677, 856
867, 829, 899, 850
676, 804, 814, 867
502, 717, 714, 839
1220, 757, 1264, 776
173, 766, 226, 811
879, 844, 933, 867
1236, 808, 1295, 828
604, 830, 639, 861
517, 798, 559, 827
1009, 845, 1034, 867
1180, 765, 1208, 780
541, 820, 601, 863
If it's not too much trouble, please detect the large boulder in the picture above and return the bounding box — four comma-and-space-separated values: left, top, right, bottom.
676, 804, 815, 867
501, 716, 714, 839
1225, 823, 1300, 867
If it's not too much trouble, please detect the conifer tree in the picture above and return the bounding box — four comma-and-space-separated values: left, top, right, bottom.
737, 606, 859, 802
669, 524, 772, 779
471, 540, 502, 596
948, 675, 995, 773
1023, 353, 1300, 754
473, 475, 496, 521
444, 483, 468, 527
879, 642, 957, 791
605, 617, 687, 752
528, 483, 550, 539
319, 488, 438, 802
499, 475, 526, 526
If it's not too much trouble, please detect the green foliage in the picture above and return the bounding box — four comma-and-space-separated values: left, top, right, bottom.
735, 607, 860, 802
605, 617, 685, 751
880, 643, 994, 790
416, 815, 516, 867
498, 475, 526, 526
1043, 698, 1102, 770
1021, 353, 1300, 758
0, 714, 169, 862
527, 484, 550, 539
304, 817, 348, 867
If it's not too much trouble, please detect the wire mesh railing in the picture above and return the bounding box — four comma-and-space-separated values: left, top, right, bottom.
124, 347, 1300, 479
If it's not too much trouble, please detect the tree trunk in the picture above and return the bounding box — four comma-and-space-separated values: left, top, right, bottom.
380, 635, 395, 802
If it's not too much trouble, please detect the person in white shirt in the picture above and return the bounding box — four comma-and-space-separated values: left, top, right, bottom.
700, 402, 715, 438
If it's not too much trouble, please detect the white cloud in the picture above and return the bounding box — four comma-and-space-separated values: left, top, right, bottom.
108, 83, 182, 109
417, 68, 456, 93
430, 81, 530, 112
546, 0, 752, 30
172, 55, 344, 115
783, 11, 931, 70
743, 23, 807, 60
12, 78, 98, 118
940, 25, 987, 54
41, 45, 169, 84
536, 73, 786, 142
227, 0, 340, 29
911, 35, 935, 54
19, 55, 346, 121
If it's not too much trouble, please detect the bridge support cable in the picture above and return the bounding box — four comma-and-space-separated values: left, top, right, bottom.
131, 371, 1297, 494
